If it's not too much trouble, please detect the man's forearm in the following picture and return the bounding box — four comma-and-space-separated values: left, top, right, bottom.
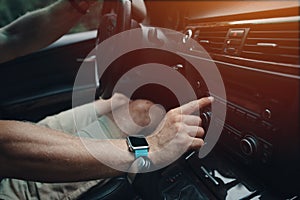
0, 120, 134, 183
0, 0, 89, 63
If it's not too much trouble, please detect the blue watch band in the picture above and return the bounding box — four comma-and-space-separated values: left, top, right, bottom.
134, 149, 148, 158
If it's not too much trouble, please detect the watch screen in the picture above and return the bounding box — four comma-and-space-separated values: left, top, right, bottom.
128, 136, 148, 147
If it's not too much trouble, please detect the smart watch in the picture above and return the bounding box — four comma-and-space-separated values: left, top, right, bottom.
126, 135, 149, 158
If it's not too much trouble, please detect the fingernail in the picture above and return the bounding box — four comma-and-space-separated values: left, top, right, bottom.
208, 96, 214, 102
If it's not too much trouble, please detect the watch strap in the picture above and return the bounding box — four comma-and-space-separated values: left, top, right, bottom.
134, 149, 148, 158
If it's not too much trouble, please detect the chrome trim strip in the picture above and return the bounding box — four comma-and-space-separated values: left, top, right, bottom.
229, 16, 300, 25
188, 48, 300, 69
178, 52, 300, 80
256, 42, 278, 47
200, 166, 220, 186
187, 16, 300, 28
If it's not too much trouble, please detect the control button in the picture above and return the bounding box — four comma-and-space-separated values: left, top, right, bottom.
199, 39, 210, 44
172, 64, 184, 70
196, 81, 201, 89
168, 178, 175, 183
240, 135, 258, 156
193, 29, 200, 39
226, 39, 242, 45
166, 172, 183, 183
200, 166, 219, 186
225, 47, 238, 54
200, 111, 211, 128
229, 29, 245, 38
183, 29, 193, 43
262, 108, 272, 120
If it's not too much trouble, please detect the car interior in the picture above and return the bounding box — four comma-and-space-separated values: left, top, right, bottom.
0, 0, 299, 199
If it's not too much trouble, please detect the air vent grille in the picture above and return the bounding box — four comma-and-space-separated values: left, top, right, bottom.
194, 27, 228, 54
241, 22, 299, 65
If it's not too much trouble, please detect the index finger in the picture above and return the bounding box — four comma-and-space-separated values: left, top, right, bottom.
175, 97, 214, 115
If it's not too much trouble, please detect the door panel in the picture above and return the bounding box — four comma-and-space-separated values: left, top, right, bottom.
0, 31, 97, 122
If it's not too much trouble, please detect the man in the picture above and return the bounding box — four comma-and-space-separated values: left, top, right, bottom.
0, 0, 213, 199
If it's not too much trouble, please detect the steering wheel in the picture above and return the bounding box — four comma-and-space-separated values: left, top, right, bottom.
95, 0, 147, 98
96, 0, 132, 45
80, 2, 148, 199
94, 0, 132, 98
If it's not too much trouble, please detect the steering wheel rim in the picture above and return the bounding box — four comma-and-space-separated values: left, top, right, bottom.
116, 0, 132, 33
94, 0, 133, 98
96, 0, 132, 45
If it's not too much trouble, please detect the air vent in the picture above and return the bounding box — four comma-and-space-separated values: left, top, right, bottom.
223, 28, 249, 56
241, 22, 300, 65
194, 27, 228, 54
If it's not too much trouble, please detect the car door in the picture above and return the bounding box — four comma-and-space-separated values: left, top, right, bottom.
0, 31, 98, 122
0, 1, 100, 122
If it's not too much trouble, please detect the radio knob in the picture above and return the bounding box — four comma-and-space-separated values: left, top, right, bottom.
262, 108, 272, 120
183, 29, 193, 43
200, 111, 211, 131
240, 135, 258, 156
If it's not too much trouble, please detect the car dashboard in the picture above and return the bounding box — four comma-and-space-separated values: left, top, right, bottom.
134, 1, 300, 199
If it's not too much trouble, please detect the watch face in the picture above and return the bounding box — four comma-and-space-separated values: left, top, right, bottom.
128, 136, 149, 148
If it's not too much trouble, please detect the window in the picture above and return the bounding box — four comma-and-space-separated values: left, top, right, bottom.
0, 0, 101, 34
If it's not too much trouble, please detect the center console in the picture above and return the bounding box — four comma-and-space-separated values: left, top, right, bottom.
135, 149, 293, 200
135, 2, 300, 199
185, 3, 300, 185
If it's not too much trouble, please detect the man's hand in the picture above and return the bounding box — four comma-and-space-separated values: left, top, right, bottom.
147, 97, 214, 166
107, 99, 165, 136
94, 93, 165, 136
94, 93, 130, 116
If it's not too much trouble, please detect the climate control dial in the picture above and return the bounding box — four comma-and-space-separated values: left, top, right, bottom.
240, 135, 258, 156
